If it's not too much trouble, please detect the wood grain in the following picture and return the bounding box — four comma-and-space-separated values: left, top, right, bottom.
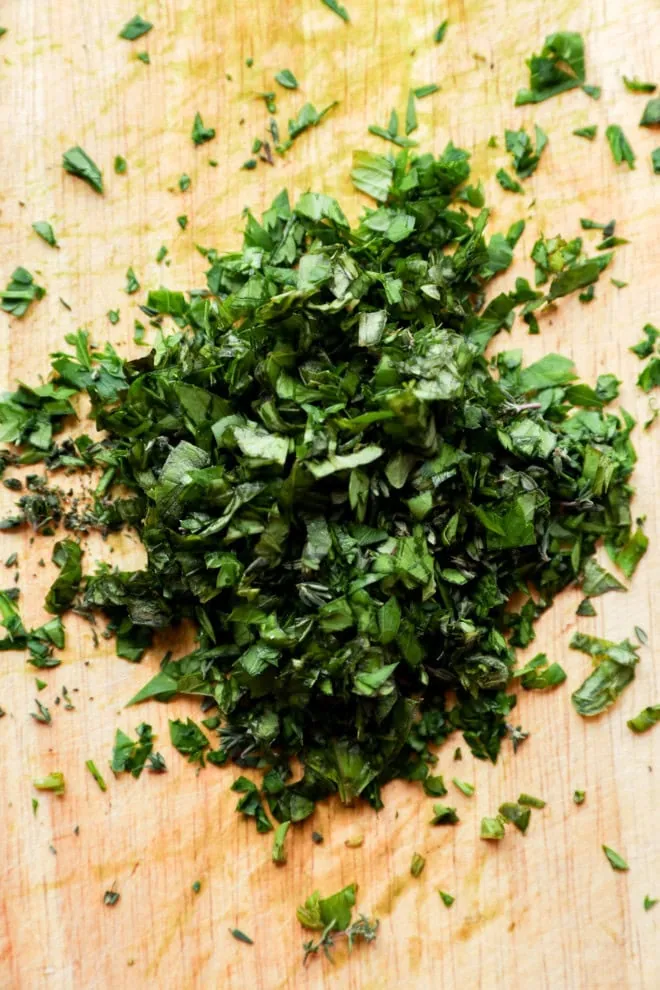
1, 1, 659, 987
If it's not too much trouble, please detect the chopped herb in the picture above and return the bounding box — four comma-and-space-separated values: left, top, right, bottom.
32, 798, 38, 814
241, 159, 257, 170
5, 553, 18, 568
231, 776, 272, 831
434, 20, 448, 43
191, 112, 216, 146
516, 32, 596, 105
452, 778, 475, 797
119, 15, 152, 40
652, 148, 660, 173
312, 832, 324, 844
623, 76, 656, 94
147, 752, 167, 772
405, 91, 418, 136
108, 309, 120, 324
230, 928, 254, 944
0, 267, 46, 318
631, 323, 659, 359
246, 58, 253, 68
610, 278, 627, 288
602, 845, 628, 871
570, 633, 639, 716
192, 880, 201, 893
179, 174, 191, 192
124, 268, 140, 294
496, 168, 523, 193
321, 0, 349, 21
169, 718, 209, 767
480, 816, 505, 840
627, 705, 660, 733
31, 698, 51, 724
505, 126, 548, 178
430, 804, 459, 825
576, 598, 597, 616
644, 895, 658, 911
605, 125, 635, 169
33, 771, 65, 795
86, 759, 107, 791
279, 101, 337, 152
136, 51, 150, 64
573, 789, 586, 804
498, 802, 530, 833
410, 852, 426, 877
368, 108, 418, 148
596, 236, 628, 250
513, 653, 567, 690
519, 793, 545, 809
635, 626, 649, 646
640, 98, 660, 127
114, 155, 127, 174
251, 138, 263, 154
272, 820, 291, 862
103, 889, 120, 906
45, 539, 82, 613
439, 890, 454, 907
62, 146, 103, 193
350, 149, 394, 201
573, 125, 597, 140
613, 526, 648, 579
177, 215, 188, 229
275, 69, 298, 90
112, 723, 155, 777
423, 774, 447, 797
32, 222, 57, 247
414, 84, 440, 98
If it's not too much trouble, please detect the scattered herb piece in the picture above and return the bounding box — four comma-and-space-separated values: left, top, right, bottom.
623, 77, 656, 94
439, 890, 454, 907
631, 323, 659, 359
573, 790, 586, 804
241, 159, 257, 170
312, 832, 324, 844
32, 222, 57, 247
231, 776, 272, 831
610, 278, 627, 288
634, 626, 649, 646
178, 173, 191, 192
114, 156, 127, 174
603, 846, 629, 871
112, 723, 155, 777
33, 772, 65, 795
0, 267, 46, 317
605, 125, 636, 169
86, 759, 107, 791
137, 51, 150, 64
62, 146, 103, 193
279, 101, 337, 151
495, 168, 523, 193
368, 108, 417, 148
505, 126, 548, 178
169, 718, 208, 767
119, 15, 152, 40
480, 816, 505, 840
516, 32, 596, 105
124, 267, 140, 294
32, 798, 38, 814
576, 598, 597, 616
192, 112, 216, 146
434, 20, 448, 43
573, 125, 597, 139
410, 852, 426, 876
452, 778, 474, 797
570, 633, 639, 716
430, 804, 459, 825
272, 820, 291, 863
230, 928, 254, 944
177, 215, 188, 229
275, 69, 298, 90
108, 309, 120, 324
31, 699, 51, 725
644, 896, 658, 911
513, 653, 567, 690
519, 794, 545, 808
627, 705, 660, 733
103, 889, 120, 906
423, 775, 447, 797
405, 91, 418, 136
414, 84, 440, 98
499, 802, 531, 833
321, 0, 349, 21
652, 148, 660, 174
192, 880, 201, 893
640, 98, 660, 127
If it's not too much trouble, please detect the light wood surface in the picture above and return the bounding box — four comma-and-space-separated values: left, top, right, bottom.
1, 1, 659, 987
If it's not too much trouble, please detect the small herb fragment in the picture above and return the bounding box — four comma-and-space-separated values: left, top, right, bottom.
32, 222, 57, 247
231, 776, 272, 832
191, 112, 216, 146
505, 126, 548, 178
368, 109, 417, 148
430, 804, 459, 825
275, 69, 298, 90
519, 794, 545, 809
573, 789, 586, 804
112, 723, 155, 777
496, 168, 523, 194
605, 125, 635, 169
177, 215, 188, 229
62, 146, 103, 193
640, 98, 660, 127
33, 772, 65, 795
576, 598, 596, 616
137, 51, 150, 64
423, 774, 447, 797
0, 267, 46, 318
439, 890, 454, 907
31, 699, 51, 725
480, 816, 505, 840
516, 32, 596, 105
570, 633, 639, 716
573, 125, 597, 140
602, 845, 629, 871
513, 653, 567, 690
623, 77, 656, 94
272, 820, 291, 863
434, 20, 448, 43
644, 896, 658, 911
652, 148, 660, 174
627, 705, 660, 733
103, 889, 120, 906
321, 0, 349, 22
114, 156, 127, 174
410, 852, 426, 876
108, 309, 120, 324
452, 778, 474, 797
119, 15, 152, 40
85, 759, 107, 791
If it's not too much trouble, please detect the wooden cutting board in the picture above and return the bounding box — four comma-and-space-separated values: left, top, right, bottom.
1, 1, 659, 987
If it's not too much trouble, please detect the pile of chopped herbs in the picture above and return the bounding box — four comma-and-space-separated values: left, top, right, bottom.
0, 144, 642, 824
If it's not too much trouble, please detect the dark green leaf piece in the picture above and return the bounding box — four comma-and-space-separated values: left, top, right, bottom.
0, 267, 46, 317
498, 802, 530, 833
192, 112, 216, 146
627, 705, 660, 733
640, 98, 660, 127
605, 125, 635, 169
434, 20, 448, 43
62, 146, 103, 193
602, 845, 628, 871
119, 16, 152, 41
321, 0, 349, 21
623, 77, 656, 94
32, 222, 57, 247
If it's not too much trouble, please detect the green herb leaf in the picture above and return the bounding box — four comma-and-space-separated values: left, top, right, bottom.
321, 0, 349, 21
652, 148, 660, 174
230, 928, 254, 944
114, 155, 127, 174
640, 98, 660, 127
45, 540, 82, 614
410, 852, 426, 876
515, 32, 593, 105
627, 705, 660, 733
430, 803, 459, 825
452, 778, 474, 797
103, 889, 120, 906
439, 890, 454, 907
170, 718, 209, 767
480, 816, 505, 840
605, 125, 636, 169
623, 76, 656, 94
496, 168, 524, 193
192, 112, 216, 146
297, 884, 356, 930
570, 633, 639, 716
498, 802, 531, 833
275, 69, 298, 90
62, 146, 103, 193
86, 759, 107, 791
434, 20, 448, 43
119, 15, 152, 40
573, 789, 586, 804
124, 267, 140, 294
272, 820, 291, 863
32, 222, 57, 247
518, 793, 545, 808
602, 845, 628, 871
33, 771, 65, 795
573, 125, 597, 140
0, 267, 46, 317
644, 895, 658, 911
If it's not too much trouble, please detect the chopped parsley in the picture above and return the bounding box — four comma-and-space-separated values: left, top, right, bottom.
640, 98, 660, 127
434, 20, 448, 43
605, 125, 636, 169
410, 852, 426, 877
602, 846, 629, 871
191, 112, 216, 146
62, 146, 103, 193
275, 69, 298, 90
516, 32, 598, 105
321, 0, 349, 21
118, 16, 152, 41
85, 759, 107, 791
32, 222, 57, 247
